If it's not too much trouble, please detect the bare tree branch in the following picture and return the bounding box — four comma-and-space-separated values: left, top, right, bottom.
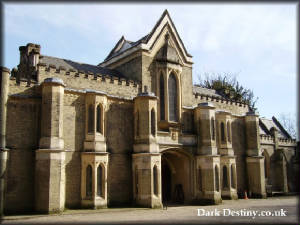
278, 113, 297, 139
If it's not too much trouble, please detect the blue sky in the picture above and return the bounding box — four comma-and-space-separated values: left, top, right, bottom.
3, 3, 297, 122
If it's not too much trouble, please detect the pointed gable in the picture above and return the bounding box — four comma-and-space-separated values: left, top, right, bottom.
104, 36, 136, 61
99, 10, 193, 67
141, 9, 192, 61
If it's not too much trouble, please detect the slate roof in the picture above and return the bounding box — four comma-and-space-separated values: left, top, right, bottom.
193, 85, 222, 98
259, 117, 291, 139
104, 34, 149, 62
39, 55, 126, 78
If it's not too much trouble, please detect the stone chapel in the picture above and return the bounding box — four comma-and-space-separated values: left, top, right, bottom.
0, 10, 298, 214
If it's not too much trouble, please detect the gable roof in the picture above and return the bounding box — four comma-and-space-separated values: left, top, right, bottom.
39, 55, 126, 78
99, 9, 192, 66
259, 117, 292, 139
104, 34, 149, 62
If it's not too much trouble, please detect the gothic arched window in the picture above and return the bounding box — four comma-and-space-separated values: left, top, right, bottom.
168, 73, 178, 122
221, 122, 225, 142
88, 105, 94, 133
227, 121, 231, 143
211, 117, 215, 140
136, 111, 140, 137
223, 166, 228, 189
198, 167, 202, 191
97, 165, 104, 197
262, 151, 269, 179
231, 164, 236, 189
86, 165, 92, 197
151, 108, 156, 136
96, 105, 102, 133
153, 165, 158, 196
135, 166, 139, 196
160, 74, 165, 120
215, 165, 219, 192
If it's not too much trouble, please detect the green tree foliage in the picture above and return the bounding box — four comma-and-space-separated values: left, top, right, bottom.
197, 72, 258, 112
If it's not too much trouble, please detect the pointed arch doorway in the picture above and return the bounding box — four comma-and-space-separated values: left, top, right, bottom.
161, 149, 192, 205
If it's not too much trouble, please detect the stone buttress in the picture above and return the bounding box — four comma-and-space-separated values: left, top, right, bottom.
216, 111, 238, 200
35, 78, 66, 213
81, 90, 109, 209
0, 67, 10, 217
132, 87, 162, 208
245, 111, 266, 198
194, 102, 222, 204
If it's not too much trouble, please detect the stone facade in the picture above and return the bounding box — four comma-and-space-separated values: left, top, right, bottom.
0, 10, 297, 215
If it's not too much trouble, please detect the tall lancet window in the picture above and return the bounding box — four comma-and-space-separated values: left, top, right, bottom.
168, 73, 178, 122
211, 117, 215, 140
215, 165, 219, 192
97, 165, 104, 197
86, 165, 92, 197
231, 164, 236, 189
153, 165, 158, 196
221, 122, 225, 142
151, 108, 156, 136
227, 121, 231, 143
96, 105, 102, 134
160, 74, 165, 120
223, 166, 228, 189
88, 105, 94, 133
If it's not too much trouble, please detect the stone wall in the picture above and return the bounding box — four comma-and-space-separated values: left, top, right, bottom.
260, 142, 296, 192
37, 65, 140, 99
4, 98, 40, 213
114, 55, 142, 83
193, 95, 249, 116
231, 116, 248, 196
65, 151, 81, 208
181, 108, 194, 134
63, 92, 85, 152
181, 66, 193, 106
106, 99, 134, 205
142, 54, 153, 92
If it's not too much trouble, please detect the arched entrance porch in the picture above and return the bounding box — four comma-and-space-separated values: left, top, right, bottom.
161, 148, 192, 205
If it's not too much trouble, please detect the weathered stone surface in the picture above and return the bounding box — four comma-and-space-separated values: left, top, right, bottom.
2, 10, 296, 215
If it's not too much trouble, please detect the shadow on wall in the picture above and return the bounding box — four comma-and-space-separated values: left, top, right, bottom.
105, 101, 134, 206
64, 96, 85, 209
4, 86, 41, 214
231, 118, 248, 198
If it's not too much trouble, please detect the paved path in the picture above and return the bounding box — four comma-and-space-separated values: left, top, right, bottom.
1, 196, 299, 224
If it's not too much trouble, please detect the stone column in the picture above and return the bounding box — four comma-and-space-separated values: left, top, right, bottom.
35, 78, 66, 213
216, 111, 234, 156
133, 89, 159, 153
194, 102, 222, 204
220, 156, 238, 200
81, 91, 108, 209
132, 89, 162, 208
270, 127, 279, 150
216, 111, 237, 200
132, 153, 162, 208
0, 67, 10, 217
195, 155, 222, 204
245, 111, 266, 198
81, 152, 108, 209
83, 91, 107, 152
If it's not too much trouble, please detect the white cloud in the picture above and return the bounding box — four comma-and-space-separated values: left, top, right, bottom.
3, 3, 297, 119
